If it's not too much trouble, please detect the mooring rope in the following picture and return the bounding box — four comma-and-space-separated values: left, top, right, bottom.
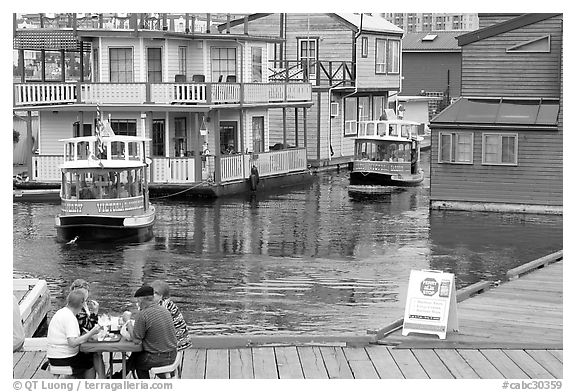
149, 180, 212, 200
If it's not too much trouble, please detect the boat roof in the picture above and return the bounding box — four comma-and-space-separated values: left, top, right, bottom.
359, 118, 422, 125
60, 160, 146, 170
59, 135, 151, 143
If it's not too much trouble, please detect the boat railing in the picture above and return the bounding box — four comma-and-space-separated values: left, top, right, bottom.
357, 120, 421, 140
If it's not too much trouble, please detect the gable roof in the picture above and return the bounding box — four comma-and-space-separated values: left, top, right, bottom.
402, 31, 463, 52
457, 13, 562, 46
332, 14, 404, 34
218, 13, 403, 35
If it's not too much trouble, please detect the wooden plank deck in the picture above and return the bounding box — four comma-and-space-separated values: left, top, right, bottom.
15, 346, 562, 379
13, 257, 562, 379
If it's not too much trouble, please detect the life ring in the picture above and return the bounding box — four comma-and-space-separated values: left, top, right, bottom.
249, 166, 260, 191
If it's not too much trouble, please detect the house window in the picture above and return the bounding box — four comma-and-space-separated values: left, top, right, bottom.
373, 96, 386, 120
147, 48, 162, 83
73, 122, 92, 137
361, 37, 368, 58
438, 131, 473, 164
482, 133, 518, 165
251, 47, 262, 82
298, 38, 318, 81
109, 48, 133, 82
387, 40, 400, 74
178, 46, 187, 76
152, 119, 165, 156
358, 96, 371, 121
375, 39, 386, 74
506, 35, 551, 53
211, 47, 236, 82
344, 97, 358, 136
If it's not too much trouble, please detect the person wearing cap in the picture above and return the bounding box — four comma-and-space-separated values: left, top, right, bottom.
120, 285, 177, 379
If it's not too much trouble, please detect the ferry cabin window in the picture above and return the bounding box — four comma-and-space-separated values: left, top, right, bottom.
438, 132, 474, 164
366, 123, 375, 136
71, 169, 144, 200
377, 123, 387, 136
389, 124, 399, 137
482, 133, 518, 166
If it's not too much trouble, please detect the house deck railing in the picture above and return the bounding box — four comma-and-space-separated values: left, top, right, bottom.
14, 82, 312, 107
31, 148, 308, 185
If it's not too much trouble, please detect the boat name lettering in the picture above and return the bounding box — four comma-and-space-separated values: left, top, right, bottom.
96, 200, 143, 213
61, 202, 84, 213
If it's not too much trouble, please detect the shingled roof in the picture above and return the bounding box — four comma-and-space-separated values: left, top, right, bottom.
402, 31, 464, 52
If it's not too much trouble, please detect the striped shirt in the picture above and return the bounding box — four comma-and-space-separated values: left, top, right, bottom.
132, 304, 177, 353
159, 298, 192, 350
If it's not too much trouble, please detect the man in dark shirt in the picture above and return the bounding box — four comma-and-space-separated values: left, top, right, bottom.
124, 285, 177, 378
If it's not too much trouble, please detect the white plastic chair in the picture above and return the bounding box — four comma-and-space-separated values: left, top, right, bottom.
148, 351, 183, 379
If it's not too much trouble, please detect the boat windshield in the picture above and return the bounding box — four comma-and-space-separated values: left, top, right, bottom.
355, 140, 413, 162
62, 168, 144, 200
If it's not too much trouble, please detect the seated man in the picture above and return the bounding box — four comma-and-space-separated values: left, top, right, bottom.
123, 285, 177, 379
47, 289, 101, 378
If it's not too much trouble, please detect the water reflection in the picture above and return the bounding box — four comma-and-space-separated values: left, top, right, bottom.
12, 151, 562, 334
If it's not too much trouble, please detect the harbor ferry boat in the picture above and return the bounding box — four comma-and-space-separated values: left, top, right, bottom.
55, 128, 155, 243
348, 119, 424, 194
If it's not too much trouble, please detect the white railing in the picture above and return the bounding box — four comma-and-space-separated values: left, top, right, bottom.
31, 155, 64, 181
286, 83, 312, 101
220, 154, 244, 182
29, 150, 307, 184
150, 157, 196, 183
211, 83, 240, 103
81, 83, 146, 104
150, 83, 207, 104
14, 82, 312, 106
14, 83, 77, 105
249, 148, 307, 177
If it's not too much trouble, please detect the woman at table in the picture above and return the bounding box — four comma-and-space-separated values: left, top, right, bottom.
69, 279, 106, 378
150, 280, 192, 350
47, 289, 101, 378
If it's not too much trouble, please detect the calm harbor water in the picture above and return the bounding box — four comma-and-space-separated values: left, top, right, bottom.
12, 151, 563, 335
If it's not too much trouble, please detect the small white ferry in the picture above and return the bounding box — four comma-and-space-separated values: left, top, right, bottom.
349, 117, 424, 194
55, 124, 155, 243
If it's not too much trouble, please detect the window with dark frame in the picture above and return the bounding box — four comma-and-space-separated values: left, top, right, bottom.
178, 46, 187, 76
210, 47, 236, 82
152, 119, 165, 157
147, 47, 162, 83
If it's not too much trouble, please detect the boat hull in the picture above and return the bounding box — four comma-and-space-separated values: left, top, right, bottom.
55, 208, 155, 243
349, 170, 424, 188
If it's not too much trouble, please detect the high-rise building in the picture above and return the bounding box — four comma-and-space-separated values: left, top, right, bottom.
381, 13, 479, 32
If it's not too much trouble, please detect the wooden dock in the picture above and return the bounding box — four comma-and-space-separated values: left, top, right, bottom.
13, 253, 562, 379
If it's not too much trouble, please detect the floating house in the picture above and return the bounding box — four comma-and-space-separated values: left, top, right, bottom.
13, 13, 314, 197
429, 13, 562, 214
220, 13, 404, 170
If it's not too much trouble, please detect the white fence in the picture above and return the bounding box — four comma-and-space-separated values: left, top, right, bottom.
29, 149, 307, 184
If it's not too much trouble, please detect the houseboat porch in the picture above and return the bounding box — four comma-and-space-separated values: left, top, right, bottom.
23, 147, 311, 199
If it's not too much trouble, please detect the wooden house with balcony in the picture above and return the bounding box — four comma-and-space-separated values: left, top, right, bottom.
220, 13, 404, 169
12, 13, 313, 198
429, 13, 562, 214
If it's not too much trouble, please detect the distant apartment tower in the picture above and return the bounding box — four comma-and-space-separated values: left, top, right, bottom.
381, 13, 479, 32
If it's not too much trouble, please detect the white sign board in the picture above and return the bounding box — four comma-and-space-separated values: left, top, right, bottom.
402, 269, 458, 339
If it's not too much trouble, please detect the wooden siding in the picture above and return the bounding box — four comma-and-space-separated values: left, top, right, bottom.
402, 52, 461, 96
430, 130, 562, 206
97, 37, 143, 83
38, 112, 80, 155
461, 15, 562, 98
356, 33, 401, 89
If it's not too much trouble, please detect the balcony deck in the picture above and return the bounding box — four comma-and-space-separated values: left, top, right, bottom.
13, 82, 312, 109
